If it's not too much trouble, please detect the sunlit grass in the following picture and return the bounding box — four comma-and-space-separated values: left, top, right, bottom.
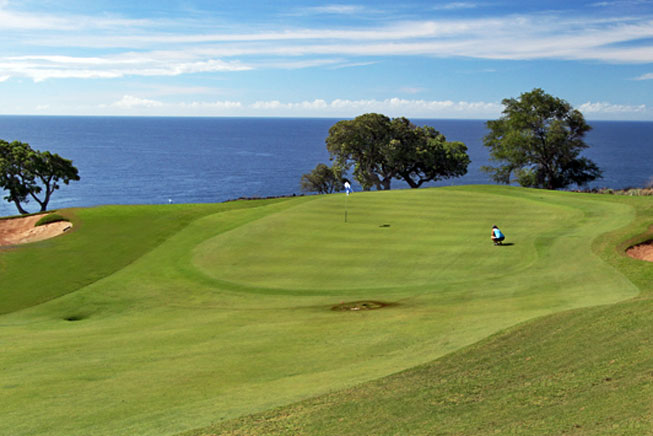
0, 186, 649, 436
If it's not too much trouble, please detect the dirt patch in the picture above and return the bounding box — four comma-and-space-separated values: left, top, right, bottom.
331, 301, 393, 312
0, 214, 72, 247
626, 240, 653, 262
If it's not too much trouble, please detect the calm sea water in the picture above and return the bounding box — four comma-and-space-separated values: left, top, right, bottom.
0, 116, 651, 216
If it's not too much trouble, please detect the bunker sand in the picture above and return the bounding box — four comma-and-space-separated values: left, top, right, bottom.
0, 215, 71, 247
626, 241, 653, 262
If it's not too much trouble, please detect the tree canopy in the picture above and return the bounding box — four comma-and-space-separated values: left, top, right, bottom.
482, 88, 601, 190
300, 163, 343, 194
323, 113, 469, 191
0, 140, 80, 214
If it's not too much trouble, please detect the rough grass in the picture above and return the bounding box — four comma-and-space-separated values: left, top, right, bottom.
34, 213, 69, 227
0, 186, 650, 436
187, 298, 653, 436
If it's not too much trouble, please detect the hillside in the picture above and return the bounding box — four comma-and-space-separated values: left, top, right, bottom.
0, 186, 650, 436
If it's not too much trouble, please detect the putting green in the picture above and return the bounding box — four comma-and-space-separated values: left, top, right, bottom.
193, 190, 540, 294
192, 187, 619, 295
0, 186, 644, 436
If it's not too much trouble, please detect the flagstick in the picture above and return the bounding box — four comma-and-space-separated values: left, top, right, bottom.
343, 181, 351, 223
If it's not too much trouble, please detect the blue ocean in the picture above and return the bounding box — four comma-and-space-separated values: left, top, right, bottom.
0, 116, 651, 216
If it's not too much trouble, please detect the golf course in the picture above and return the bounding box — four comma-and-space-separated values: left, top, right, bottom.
1, 185, 651, 435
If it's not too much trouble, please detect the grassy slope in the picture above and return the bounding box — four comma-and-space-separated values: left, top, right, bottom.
0, 186, 649, 436
0, 199, 291, 315
184, 191, 653, 436
189, 300, 653, 436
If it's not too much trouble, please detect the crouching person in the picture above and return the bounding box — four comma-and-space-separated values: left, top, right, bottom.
491, 225, 505, 246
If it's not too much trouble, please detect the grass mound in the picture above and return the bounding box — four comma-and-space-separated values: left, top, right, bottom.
0, 186, 650, 436
34, 213, 69, 227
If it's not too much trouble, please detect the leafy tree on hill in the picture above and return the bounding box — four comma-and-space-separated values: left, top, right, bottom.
0, 140, 80, 214
390, 118, 470, 188
300, 163, 343, 194
324, 113, 470, 191
482, 88, 602, 190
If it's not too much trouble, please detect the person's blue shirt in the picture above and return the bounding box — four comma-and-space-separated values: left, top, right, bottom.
493, 228, 504, 239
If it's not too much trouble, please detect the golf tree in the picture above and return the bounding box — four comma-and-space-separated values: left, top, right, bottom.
0, 140, 80, 214
482, 88, 602, 190
301, 163, 343, 194
301, 113, 470, 192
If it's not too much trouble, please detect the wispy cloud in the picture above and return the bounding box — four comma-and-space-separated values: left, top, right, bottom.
634, 72, 653, 80
13, 14, 653, 63
0, 4, 652, 84
592, 0, 652, 7
0, 54, 252, 82
0, 8, 153, 31
180, 100, 243, 110
301, 5, 366, 15
95, 97, 504, 118
578, 101, 647, 113
109, 95, 163, 108
432, 2, 479, 10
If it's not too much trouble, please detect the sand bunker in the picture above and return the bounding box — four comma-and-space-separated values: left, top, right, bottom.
626, 241, 653, 262
0, 214, 72, 247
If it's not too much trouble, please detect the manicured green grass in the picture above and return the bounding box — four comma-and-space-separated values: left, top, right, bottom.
0, 186, 649, 436
193, 297, 653, 436
0, 199, 292, 315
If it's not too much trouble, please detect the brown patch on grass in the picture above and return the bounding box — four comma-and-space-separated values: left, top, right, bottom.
626, 240, 653, 262
331, 301, 393, 312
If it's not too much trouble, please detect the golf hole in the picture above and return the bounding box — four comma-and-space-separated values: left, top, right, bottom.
64, 315, 85, 322
331, 301, 392, 312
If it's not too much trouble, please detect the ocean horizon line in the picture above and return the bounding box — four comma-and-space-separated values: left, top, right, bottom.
0, 114, 651, 123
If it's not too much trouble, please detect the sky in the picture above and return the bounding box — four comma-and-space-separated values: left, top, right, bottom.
0, 0, 652, 120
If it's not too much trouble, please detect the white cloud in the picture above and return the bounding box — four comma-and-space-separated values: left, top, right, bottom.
635, 72, 653, 80
592, 0, 652, 6
432, 2, 479, 10
86, 97, 503, 118
257, 58, 343, 70
578, 101, 647, 113
0, 8, 153, 31
329, 61, 378, 69
287, 4, 370, 17
304, 5, 365, 15
248, 98, 501, 117
0, 54, 251, 82
180, 100, 243, 110
3, 7, 653, 68
111, 95, 163, 108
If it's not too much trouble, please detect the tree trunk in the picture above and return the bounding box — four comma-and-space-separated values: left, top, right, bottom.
12, 198, 29, 215
402, 173, 418, 188
29, 192, 47, 213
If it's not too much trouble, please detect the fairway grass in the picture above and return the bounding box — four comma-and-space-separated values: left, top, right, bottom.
0, 186, 650, 436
